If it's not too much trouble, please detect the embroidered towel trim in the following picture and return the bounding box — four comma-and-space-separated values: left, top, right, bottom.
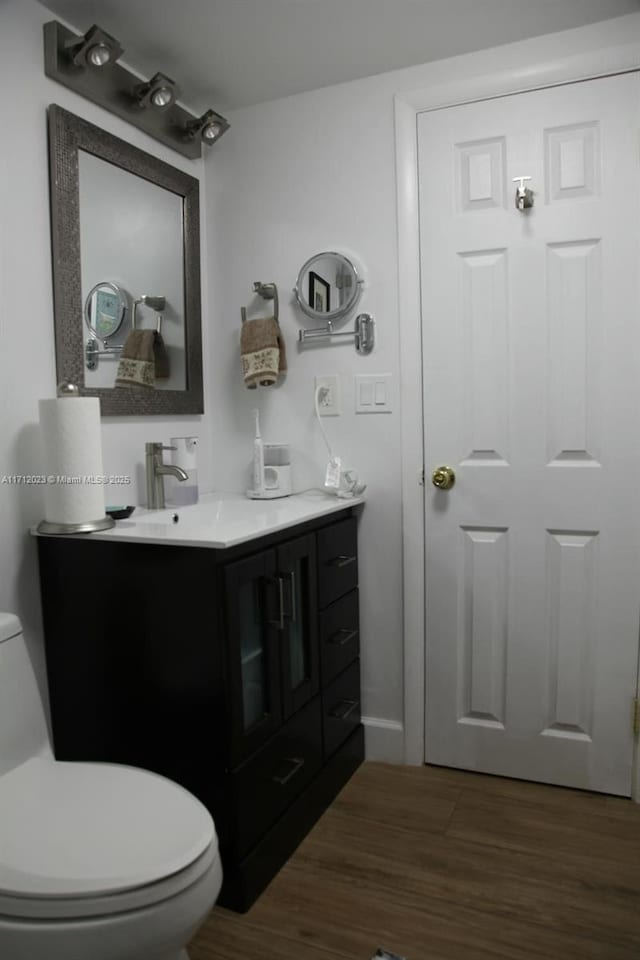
115, 329, 155, 389
241, 316, 287, 389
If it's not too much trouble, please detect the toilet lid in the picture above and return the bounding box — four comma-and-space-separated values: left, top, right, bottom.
0, 757, 216, 897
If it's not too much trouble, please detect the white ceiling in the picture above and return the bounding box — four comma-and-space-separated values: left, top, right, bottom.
39, 0, 640, 113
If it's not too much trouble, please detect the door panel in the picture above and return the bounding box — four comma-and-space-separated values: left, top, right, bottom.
419, 72, 640, 795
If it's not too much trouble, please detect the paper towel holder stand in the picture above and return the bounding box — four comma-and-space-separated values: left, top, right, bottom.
36, 382, 116, 535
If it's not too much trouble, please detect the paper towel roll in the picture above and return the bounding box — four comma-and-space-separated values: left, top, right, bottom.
39, 397, 107, 525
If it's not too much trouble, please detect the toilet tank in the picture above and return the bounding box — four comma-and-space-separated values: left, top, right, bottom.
0, 613, 51, 776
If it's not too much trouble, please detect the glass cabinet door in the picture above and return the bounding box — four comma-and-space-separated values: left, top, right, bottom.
224, 549, 281, 765
278, 533, 319, 719
238, 577, 269, 731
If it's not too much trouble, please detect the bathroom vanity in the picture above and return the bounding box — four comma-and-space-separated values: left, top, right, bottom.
35, 494, 364, 911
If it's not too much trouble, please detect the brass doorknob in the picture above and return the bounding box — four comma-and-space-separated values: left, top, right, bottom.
431, 466, 455, 490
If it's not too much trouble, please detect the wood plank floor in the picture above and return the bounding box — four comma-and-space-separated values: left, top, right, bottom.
190, 762, 640, 960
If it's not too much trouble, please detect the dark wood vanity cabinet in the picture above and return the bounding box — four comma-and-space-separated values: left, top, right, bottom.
36, 508, 363, 912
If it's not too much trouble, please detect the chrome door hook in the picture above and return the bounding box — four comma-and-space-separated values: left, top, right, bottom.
512, 176, 534, 211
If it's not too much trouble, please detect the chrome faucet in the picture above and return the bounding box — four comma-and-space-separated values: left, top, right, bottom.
145, 442, 189, 510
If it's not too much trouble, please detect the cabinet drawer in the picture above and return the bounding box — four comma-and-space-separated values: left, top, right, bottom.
317, 516, 358, 608
320, 589, 359, 685
230, 697, 323, 857
322, 659, 361, 758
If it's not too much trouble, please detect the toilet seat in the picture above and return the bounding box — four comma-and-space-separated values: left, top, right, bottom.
0, 756, 216, 904
0, 842, 221, 920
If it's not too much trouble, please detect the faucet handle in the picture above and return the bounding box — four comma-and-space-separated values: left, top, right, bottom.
145, 442, 176, 454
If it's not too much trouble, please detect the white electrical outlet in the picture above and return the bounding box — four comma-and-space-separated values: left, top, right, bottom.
315, 375, 340, 416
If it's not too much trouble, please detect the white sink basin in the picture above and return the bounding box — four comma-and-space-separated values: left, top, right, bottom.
95, 491, 365, 549
132, 498, 254, 526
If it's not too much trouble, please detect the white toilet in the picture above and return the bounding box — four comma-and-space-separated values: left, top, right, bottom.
0, 612, 222, 960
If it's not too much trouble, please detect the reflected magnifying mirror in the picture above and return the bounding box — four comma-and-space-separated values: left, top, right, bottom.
85, 281, 127, 344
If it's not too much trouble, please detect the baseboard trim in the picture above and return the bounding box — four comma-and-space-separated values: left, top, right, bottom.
362, 716, 404, 763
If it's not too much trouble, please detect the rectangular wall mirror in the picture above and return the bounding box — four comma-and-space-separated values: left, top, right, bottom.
48, 104, 204, 415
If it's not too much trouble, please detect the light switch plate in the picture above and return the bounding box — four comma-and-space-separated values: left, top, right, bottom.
355, 374, 392, 413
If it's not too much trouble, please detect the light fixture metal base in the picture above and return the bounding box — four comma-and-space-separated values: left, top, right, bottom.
37, 516, 115, 535
44, 20, 225, 159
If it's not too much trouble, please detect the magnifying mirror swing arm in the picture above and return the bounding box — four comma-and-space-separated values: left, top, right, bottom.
298, 314, 375, 355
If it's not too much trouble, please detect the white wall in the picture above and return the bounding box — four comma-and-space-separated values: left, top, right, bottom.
207, 11, 640, 761
0, 0, 218, 701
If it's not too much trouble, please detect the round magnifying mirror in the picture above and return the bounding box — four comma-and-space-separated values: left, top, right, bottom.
294, 252, 362, 322
84, 281, 127, 343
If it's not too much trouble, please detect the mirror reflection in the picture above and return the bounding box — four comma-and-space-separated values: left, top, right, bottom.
78, 151, 186, 391
294, 251, 362, 322
85, 281, 127, 343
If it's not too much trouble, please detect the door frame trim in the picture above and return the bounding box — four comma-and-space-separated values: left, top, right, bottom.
395, 30, 640, 774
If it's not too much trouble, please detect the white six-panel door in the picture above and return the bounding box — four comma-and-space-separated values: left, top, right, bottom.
419, 72, 640, 795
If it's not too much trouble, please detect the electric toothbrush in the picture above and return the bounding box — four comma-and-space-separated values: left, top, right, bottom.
252, 408, 264, 495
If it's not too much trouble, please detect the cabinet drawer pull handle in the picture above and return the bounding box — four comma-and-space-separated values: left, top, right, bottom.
328, 554, 356, 568
329, 698, 360, 720
328, 628, 358, 647
271, 756, 305, 785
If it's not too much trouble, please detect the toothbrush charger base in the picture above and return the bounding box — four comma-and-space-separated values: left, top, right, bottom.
246, 489, 292, 500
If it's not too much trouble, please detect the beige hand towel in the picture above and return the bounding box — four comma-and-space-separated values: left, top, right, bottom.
115, 330, 155, 388
241, 316, 287, 389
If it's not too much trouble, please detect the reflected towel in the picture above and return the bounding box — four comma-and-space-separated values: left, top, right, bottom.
115, 330, 155, 388
153, 332, 170, 380
241, 316, 287, 389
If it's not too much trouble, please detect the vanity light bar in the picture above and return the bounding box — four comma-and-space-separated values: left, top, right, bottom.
44, 20, 229, 159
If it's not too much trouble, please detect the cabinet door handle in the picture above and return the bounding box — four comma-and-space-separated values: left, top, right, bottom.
328, 627, 358, 647
288, 570, 297, 624
328, 554, 356, 568
277, 576, 285, 629
265, 576, 285, 629
271, 756, 305, 785
330, 698, 360, 720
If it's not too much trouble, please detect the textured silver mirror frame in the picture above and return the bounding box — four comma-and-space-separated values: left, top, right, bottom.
48, 104, 204, 416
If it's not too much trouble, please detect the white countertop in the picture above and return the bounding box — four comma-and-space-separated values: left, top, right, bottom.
33, 491, 365, 549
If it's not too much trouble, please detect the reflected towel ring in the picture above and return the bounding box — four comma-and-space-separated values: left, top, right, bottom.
132, 295, 166, 334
